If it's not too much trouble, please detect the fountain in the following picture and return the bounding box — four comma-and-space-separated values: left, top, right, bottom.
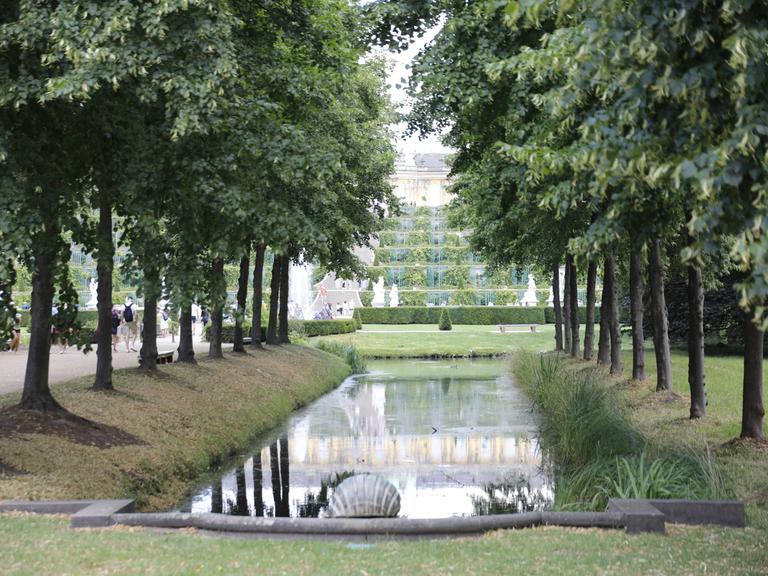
289, 261, 315, 320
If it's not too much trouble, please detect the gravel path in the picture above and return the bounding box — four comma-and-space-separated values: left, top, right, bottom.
0, 335, 230, 395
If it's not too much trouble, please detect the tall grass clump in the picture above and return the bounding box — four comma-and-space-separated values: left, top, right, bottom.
315, 340, 367, 374
513, 352, 729, 510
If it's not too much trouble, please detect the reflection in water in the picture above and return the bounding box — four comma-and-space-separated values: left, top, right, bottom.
252, 453, 264, 517
185, 359, 553, 518
470, 475, 550, 516
225, 466, 249, 516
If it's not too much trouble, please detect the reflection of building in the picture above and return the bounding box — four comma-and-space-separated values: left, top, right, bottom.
188, 363, 554, 519
391, 153, 451, 208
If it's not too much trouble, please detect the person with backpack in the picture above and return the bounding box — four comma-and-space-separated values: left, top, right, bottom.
123, 296, 139, 352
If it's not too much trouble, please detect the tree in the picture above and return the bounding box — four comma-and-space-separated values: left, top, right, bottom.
1, 2, 238, 405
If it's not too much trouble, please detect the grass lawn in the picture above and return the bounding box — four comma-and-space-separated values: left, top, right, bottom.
0, 346, 349, 510
0, 513, 765, 576
314, 323, 567, 357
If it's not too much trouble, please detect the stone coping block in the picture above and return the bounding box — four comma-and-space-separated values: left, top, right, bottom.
646, 499, 745, 528
0, 499, 134, 528
607, 499, 745, 534
0, 498, 746, 538
607, 499, 666, 534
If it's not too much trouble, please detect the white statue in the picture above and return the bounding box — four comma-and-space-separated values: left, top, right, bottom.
372, 276, 386, 307
521, 273, 538, 307
389, 283, 399, 307
86, 277, 98, 308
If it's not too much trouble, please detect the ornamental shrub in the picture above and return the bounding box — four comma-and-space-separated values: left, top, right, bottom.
438, 308, 452, 331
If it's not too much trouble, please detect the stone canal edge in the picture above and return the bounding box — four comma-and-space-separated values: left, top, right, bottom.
0, 498, 745, 540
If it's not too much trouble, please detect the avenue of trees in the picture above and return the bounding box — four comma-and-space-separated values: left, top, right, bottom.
368, 0, 767, 439
0, 1, 395, 410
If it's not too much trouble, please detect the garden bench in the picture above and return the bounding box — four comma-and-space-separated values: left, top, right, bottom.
497, 324, 537, 333
242, 337, 252, 345
156, 350, 174, 364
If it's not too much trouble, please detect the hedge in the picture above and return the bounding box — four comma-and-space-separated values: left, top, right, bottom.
356, 305, 611, 325
203, 319, 357, 342
298, 319, 357, 337
357, 306, 547, 325
544, 306, 602, 325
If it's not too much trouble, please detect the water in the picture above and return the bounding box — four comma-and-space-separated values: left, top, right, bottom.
180, 358, 552, 518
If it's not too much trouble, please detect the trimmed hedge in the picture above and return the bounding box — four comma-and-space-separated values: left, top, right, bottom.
299, 319, 357, 338
544, 306, 601, 325
204, 319, 357, 342
357, 305, 608, 325
358, 306, 547, 325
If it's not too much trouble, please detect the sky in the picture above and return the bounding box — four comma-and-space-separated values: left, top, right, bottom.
375, 24, 452, 156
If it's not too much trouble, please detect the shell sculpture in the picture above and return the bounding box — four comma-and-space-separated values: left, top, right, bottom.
326, 474, 401, 518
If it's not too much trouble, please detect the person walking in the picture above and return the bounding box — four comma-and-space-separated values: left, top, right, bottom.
160, 307, 169, 338
201, 307, 210, 333
191, 302, 200, 336
123, 296, 139, 352
111, 305, 122, 352
10, 313, 21, 353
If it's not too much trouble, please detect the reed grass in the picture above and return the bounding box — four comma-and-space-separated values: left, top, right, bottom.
513, 352, 730, 510
314, 340, 367, 374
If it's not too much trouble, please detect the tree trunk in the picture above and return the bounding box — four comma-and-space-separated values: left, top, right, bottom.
211, 480, 223, 514
233, 249, 250, 353
552, 262, 563, 352
20, 250, 61, 410
278, 255, 290, 344
208, 257, 225, 359
269, 442, 282, 516
253, 452, 264, 517
687, 264, 707, 418
234, 466, 248, 516
266, 255, 281, 345
138, 265, 159, 371
279, 435, 290, 515
568, 255, 580, 357
177, 304, 196, 363
606, 250, 622, 375
563, 257, 572, 354
597, 256, 611, 366
629, 242, 646, 380
649, 239, 672, 391
93, 195, 114, 390
251, 245, 265, 348
740, 315, 764, 439
583, 260, 597, 360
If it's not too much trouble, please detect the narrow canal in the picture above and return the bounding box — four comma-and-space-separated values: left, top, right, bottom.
181, 358, 553, 518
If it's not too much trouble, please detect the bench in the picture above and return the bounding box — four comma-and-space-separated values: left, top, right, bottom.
242, 336, 252, 345
498, 324, 537, 334
157, 351, 174, 364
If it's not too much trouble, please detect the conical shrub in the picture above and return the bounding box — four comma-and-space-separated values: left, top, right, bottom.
438, 308, 452, 331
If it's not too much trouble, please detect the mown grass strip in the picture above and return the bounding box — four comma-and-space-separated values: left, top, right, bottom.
0, 513, 765, 576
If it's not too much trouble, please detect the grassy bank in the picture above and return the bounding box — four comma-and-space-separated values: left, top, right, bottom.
513, 353, 729, 511
0, 346, 350, 510
616, 347, 768, 529
315, 324, 567, 358
1, 513, 765, 575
